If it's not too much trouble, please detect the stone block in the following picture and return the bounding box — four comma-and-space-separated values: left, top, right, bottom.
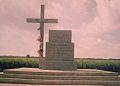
42, 60, 77, 70
49, 30, 71, 43
45, 42, 74, 61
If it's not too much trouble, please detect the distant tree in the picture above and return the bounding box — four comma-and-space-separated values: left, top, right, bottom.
26, 54, 30, 58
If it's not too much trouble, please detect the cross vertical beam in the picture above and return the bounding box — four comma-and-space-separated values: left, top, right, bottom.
40, 5, 44, 57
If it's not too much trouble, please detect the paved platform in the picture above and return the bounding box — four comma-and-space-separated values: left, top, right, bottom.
0, 68, 120, 85
3, 68, 118, 76
0, 84, 102, 86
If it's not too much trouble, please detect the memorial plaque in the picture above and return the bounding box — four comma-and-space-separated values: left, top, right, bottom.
46, 42, 74, 60
49, 30, 71, 43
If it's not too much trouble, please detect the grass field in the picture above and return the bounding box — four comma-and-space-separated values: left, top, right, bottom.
0, 56, 120, 74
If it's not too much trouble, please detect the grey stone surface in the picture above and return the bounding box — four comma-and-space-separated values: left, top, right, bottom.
0, 84, 103, 86
49, 30, 71, 43
0, 68, 120, 85
42, 60, 77, 70
45, 42, 74, 60
42, 30, 77, 70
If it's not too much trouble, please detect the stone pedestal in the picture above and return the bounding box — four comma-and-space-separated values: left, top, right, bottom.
41, 30, 77, 70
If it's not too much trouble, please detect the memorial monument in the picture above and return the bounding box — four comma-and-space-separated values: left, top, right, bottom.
26, 5, 77, 70
0, 4, 120, 85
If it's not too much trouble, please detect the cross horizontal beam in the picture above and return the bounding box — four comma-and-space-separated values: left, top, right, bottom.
45, 19, 58, 23
27, 18, 58, 23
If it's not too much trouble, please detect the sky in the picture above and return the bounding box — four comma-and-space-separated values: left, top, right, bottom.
0, 0, 120, 59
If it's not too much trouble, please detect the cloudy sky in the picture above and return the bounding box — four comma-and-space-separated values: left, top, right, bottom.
0, 0, 120, 58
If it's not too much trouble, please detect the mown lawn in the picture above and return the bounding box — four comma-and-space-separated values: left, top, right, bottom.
0, 56, 120, 74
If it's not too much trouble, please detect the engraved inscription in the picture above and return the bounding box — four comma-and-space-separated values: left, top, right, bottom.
45, 30, 74, 61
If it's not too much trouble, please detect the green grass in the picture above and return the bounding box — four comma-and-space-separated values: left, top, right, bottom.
0, 56, 120, 74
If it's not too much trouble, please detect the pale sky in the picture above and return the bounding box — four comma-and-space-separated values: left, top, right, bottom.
0, 0, 120, 59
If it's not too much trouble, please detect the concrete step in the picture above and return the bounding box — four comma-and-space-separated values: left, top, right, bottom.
0, 78, 120, 85
0, 84, 103, 86
4, 68, 118, 76
1, 68, 119, 85
0, 73, 119, 81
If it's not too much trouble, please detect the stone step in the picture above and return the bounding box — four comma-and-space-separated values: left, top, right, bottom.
0, 78, 120, 85
0, 74, 119, 81
4, 68, 118, 76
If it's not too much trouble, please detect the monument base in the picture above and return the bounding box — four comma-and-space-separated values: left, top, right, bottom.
0, 68, 120, 85
40, 60, 77, 71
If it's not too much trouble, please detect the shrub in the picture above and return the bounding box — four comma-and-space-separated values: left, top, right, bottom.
0, 57, 39, 71
76, 59, 120, 73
